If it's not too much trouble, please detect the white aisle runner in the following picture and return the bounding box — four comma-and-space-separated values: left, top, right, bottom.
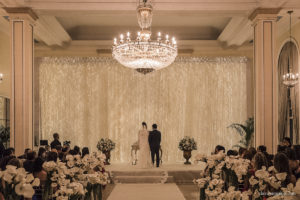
107, 184, 186, 200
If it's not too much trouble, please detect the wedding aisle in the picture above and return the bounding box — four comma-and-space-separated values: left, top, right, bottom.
107, 184, 186, 200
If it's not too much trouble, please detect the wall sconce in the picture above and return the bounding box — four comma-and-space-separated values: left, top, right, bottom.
0, 73, 3, 83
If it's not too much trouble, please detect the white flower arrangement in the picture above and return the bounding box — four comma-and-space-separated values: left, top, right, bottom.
43, 151, 109, 200
0, 165, 40, 199
97, 138, 116, 152
178, 136, 197, 151
194, 152, 300, 200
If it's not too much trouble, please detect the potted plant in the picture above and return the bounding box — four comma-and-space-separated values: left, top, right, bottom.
178, 136, 197, 164
0, 125, 10, 148
97, 138, 116, 165
228, 117, 254, 148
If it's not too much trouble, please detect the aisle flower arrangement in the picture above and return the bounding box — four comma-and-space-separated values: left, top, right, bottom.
97, 138, 115, 152
193, 152, 300, 200
43, 152, 109, 200
178, 136, 197, 151
0, 165, 40, 199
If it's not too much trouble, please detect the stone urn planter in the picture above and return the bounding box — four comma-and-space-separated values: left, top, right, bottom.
183, 150, 192, 165
103, 151, 111, 165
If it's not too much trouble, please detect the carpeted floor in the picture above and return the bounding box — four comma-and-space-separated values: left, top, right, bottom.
106, 184, 186, 200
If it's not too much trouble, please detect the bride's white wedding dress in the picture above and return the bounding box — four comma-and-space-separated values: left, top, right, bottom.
137, 129, 152, 168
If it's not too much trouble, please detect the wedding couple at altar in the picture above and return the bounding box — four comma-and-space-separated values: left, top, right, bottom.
137, 122, 161, 168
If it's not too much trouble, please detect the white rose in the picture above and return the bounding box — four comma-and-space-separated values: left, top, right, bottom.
15, 183, 35, 198
249, 176, 259, 186
294, 179, 300, 195
26, 174, 34, 183
3, 172, 13, 183
255, 168, 269, 180
275, 172, 287, 181
31, 178, 40, 187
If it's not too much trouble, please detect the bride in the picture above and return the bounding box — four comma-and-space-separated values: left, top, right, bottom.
137, 122, 152, 168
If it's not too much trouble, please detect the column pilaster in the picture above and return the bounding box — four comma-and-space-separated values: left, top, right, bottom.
250, 8, 280, 153
5, 7, 38, 155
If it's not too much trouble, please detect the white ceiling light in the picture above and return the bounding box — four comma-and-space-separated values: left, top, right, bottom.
112, 0, 177, 74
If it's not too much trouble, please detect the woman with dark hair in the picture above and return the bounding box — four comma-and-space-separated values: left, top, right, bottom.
252, 152, 268, 170
32, 157, 47, 200
82, 147, 89, 158
284, 148, 299, 177
38, 147, 47, 160
137, 122, 151, 168
274, 153, 296, 186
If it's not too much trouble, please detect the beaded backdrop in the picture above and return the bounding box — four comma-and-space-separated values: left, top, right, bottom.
38, 57, 253, 163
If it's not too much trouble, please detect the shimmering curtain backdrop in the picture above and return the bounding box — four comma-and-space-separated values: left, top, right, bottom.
38, 57, 253, 163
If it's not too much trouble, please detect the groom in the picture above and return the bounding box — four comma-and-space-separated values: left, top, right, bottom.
148, 124, 161, 167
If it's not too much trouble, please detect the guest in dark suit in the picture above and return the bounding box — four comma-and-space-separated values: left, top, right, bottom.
148, 124, 161, 167
50, 133, 61, 149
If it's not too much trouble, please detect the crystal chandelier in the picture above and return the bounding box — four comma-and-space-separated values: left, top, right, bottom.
112, 0, 177, 74
282, 11, 299, 87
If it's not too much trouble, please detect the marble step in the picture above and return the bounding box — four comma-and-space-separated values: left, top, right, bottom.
111, 170, 166, 177
113, 175, 174, 184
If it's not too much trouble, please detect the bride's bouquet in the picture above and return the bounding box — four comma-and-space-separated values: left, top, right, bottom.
97, 138, 116, 152
178, 136, 197, 151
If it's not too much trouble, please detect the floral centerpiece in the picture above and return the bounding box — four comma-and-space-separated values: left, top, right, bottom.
43, 152, 109, 200
97, 138, 116, 165
193, 152, 300, 200
0, 165, 40, 199
178, 136, 197, 164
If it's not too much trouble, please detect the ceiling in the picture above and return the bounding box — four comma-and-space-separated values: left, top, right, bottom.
0, 0, 300, 56
57, 13, 231, 40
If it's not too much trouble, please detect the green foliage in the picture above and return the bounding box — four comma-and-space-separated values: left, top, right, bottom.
228, 117, 254, 148
0, 125, 10, 147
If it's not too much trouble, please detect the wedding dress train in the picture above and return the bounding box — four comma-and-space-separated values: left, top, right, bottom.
137, 129, 152, 168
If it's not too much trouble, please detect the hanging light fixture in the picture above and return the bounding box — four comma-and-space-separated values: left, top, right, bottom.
282, 11, 299, 87
112, 0, 177, 74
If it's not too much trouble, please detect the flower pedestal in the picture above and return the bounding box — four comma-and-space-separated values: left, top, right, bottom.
103, 151, 111, 165
183, 150, 192, 165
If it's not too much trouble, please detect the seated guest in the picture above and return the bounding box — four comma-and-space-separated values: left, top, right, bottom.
74, 146, 81, 155
18, 148, 31, 159
252, 152, 268, 171
82, 147, 89, 158
68, 149, 77, 156
23, 151, 36, 173
50, 133, 61, 149
0, 155, 16, 170
2, 148, 14, 158
33, 157, 47, 200
47, 151, 58, 162
6, 148, 15, 156
238, 147, 246, 157
214, 145, 225, 154
227, 150, 238, 156
7, 158, 21, 168
257, 145, 272, 167
257, 145, 267, 153
282, 137, 292, 147
38, 147, 47, 160
33, 157, 47, 183
277, 145, 287, 153
274, 153, 296, 186
248, 147, 257, 159
284, 148, 299, 175
242, 150, 253, 161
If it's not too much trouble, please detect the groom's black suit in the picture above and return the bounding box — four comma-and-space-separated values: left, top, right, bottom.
148, 129, 161, 167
